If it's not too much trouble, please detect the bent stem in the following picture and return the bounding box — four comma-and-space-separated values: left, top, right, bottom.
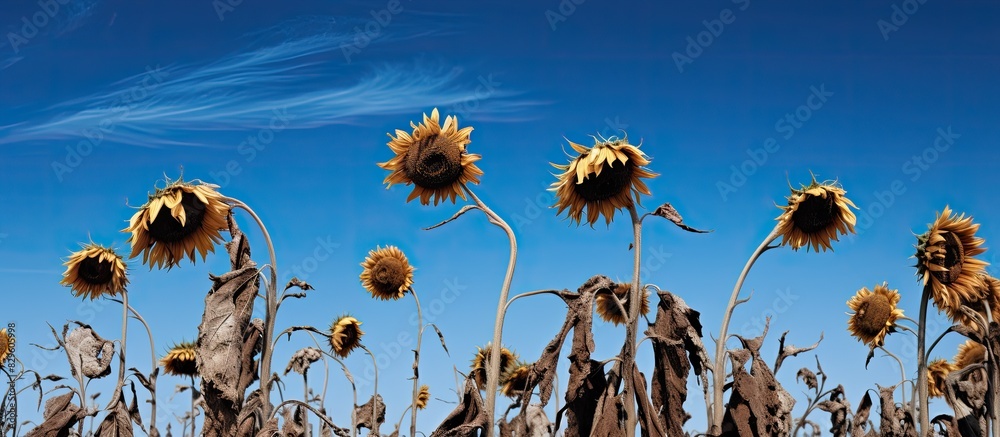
409, 288, 424, 437
622, 204, 643, 436
711, 225, 780, 433
125, 302, 158, 434
878, 346, 908, 408
361, 345, 380, 434
916, 284, 931, 436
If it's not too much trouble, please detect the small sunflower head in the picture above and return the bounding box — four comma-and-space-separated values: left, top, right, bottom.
954, 340, 986, 370
359, 246, 415, 301
595, 282, 651, 326
927, 359, 957, 398
123, 178, 230, 270
415, 385, 430, 410
501, 362, 533, 398
914, 206, 989, 316
846, 283, 904, 347
328, 315, 364, 358
159, 341, 198, 377
60, 243, 129, 300
550, 134, 657, 226
470, 344, 518, 390
379, 108, 483, 206
0, 329, 10, 364
776, 176, 858, 252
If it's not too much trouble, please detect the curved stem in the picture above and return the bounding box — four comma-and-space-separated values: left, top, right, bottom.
270, 399, 343, 430
917, 284, 931, 436
462, 185, 517, 437
878, 346, 908, 408
126, 303, 158, 434
925, 326, 955, 358
396, 405, 414, 437
227, 198, 279, 419
318, 349, 358, 437
361, 345, 379, 434
410, 288, 424, 437
503, 289, 562, 314
896, 324, 918, 337
622, 204, 643, 436
108, 290, 129, 409
711, 225, 780, 433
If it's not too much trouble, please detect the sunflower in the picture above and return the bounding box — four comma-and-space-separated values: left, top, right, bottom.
123, 178, 230, 270
415, 385, 430, 410
951, 274, 1000, 331
329, 315, 364, 358
914, 206, 988, 316
501, 362, 533, 398
360, 246, 415, 301
846, 283, 904, 347
596, 282, 650, 326
954, 340, 986, 370
470, 344, 518, 390
927, 359, 957, 398
60, 243, 129, 300
379, 108, 482, 206
0, 329, 10, 364
159, 341, 198, 377
550, 135, 657, 226
775, 177, 858, 252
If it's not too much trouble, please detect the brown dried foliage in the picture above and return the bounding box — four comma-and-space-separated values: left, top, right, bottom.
721, 325, 795, 436
24, 392, 92, 437
430, 378, 488, 437
645, 290, 708, 436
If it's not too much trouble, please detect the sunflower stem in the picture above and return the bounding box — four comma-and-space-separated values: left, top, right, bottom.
191, 375, 197, 437
878, 346, 908, 410
410, 288, 424, 437
126, 302, 158, 435
462, 184, 518, 437
711, 225, 781, 433
109, 289, 129, 410
395, 405, 414, 437
917, 283, 931, 437
503, 289, 562, 314
622, 204, 643, 436
361, 344, 380, 434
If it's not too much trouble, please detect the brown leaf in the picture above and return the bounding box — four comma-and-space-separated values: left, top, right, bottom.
64, 325, 115, 379
430, 378, 487, 437
283, 277, 314, 292
797, 368, 818, 391
815, 385, 848, 437
774, 331, 823, 375
354, 394, 386, 434
645, 290, 707, 435
284, 347, 322, 376
721, 325, 796, 436
95, 386, 135, 437
876, 385, 916, 437
24, 392, 91, 437
279, 405, 307, 437
649, 202, 711, 233
631, 366, 665, 437
851, 391, 872, 437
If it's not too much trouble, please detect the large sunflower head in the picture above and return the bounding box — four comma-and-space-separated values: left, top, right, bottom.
954, 340, 986, 370
846, 283, 904, 347
595, 282, 651, 326
550, 134, 657, 226
775, 177, 858, 252
950, 274, 1000, 331
927, 359, 957, 398
123, 178, 230, 270
329, 315, 364, 358
914, 206, 988, 315
0, 329, 10, 364
359, 246, 415, 301
60, 243, 129, 300
159, 341, 198, 377
501, 362, 533, 398
378, 108, 482, 206
470, 344, 518, 390
415, 385, 430, 410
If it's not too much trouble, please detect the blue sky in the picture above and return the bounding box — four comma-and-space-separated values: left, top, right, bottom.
2, 0, 1000, 434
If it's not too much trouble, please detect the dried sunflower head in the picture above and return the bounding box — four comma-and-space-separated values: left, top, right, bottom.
595, 282, 650, 326
927, 359, 957, 398
123, 178, 230, 269
775, 177, 857, 252
954, 340, 986, 370
159, 341, 198, 377
470, 343, 518, 390
0, 329, 10, 364
360, 246, 415, 301
914, 206, 988, 316
60, 243, 129, 300
501, 362, 533, 398
328, 315, 364, 358
951, 274, 1000, 332
846, 283, 904, 347
415, 385, 430, 410
379, 108, 482, 206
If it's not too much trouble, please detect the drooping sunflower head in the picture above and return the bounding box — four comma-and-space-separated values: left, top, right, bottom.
595, 282, 651, 326
60, 243, 129, 300
954, 340, 986, 370
550, 134, 657, 226
415, 385, 430, 410
379, 108, 482, 206
470, 343, 518, 390
123, 178, 230, 270
359, 246, 415, 301
328, 315, 364, 358
927, 359, 957, 398
159, 341, 198, 377
846, 283, 904, 347
949, 274, 1000, 332
914, 206, 988, 315
0, 329, 10, 364
775, 176, 858, 252
501, 362, 533, 398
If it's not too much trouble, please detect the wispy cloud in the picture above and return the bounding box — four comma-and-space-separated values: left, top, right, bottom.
0, 16, 539, 147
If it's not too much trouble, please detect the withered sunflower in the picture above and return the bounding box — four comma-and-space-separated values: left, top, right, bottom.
775, 177, 858, 252
927, 359, 957, 398
123, 178, 230, 270
501, 362, 533, 398
329, 315, 364, 358
360, 246, 415, 301
379, 108, 483, 206
846, 283, 904, 347
914, 206, 988, 315
954, 340, 986, 370
550, 135, 657, 226
470, 344, 517, 390
60, 243, 129, 300
0, 329, 10, 364
595, 282, 650, 326
160, 341, 198, 377
950, 274, 1000, 332
415, 385, 430, 410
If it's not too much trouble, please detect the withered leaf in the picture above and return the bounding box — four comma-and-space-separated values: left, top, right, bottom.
796, 368, 818, 391
851, 391, 872, 437
721, 326, 795, 436
284, 347, 322, 376
354, 394, 386, 434
646, 290, 707, 436
24, 391, 92, 437
430, 378, 487, 437
64, 325, 115, 379
649, 202, 711, 233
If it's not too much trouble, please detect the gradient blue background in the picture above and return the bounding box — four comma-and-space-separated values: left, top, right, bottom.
2, 0, 999, 434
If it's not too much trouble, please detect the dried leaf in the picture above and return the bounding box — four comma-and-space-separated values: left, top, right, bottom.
774, 331, 823, 375
279, 405, 307, 437
284, 277, 314, 292
284, 347, 322, 376
816, 385, 848, 437
721, 324, 796, 436
429, 378, 487, 437
631, 366, 665, 437
95, 385, 137, 437
796, 368, 818, 391
646, 290, 707, 435
851, 391, 873, 437
354, 394, 386, 433
876, 385, 916, 437
649, 202, 711, 233
64, 325, 115, 379
24, 391, 92, 437
431, 323, 450, 356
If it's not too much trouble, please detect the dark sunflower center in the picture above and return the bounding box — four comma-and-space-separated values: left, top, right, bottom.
932, 232, 965, 284
403, 134, 464, 189
857, 294, 892, 335
78, 256, 114, 285
372, 258, 407, 292
147, 192, 207, 243
792, 193, 836, 234
574, 158, 633, 202
174, 358, 198, 376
